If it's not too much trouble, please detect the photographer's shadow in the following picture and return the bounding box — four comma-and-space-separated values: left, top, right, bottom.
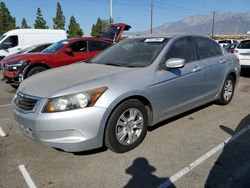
124, 157, 175, 188
205, 114, 250, 188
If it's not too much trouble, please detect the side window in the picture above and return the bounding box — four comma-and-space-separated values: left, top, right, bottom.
238, 40, 250, 49
2, 35, 18, 48
165, 37, 196, 63
196, 37, 222, 59
69, 41, 87, 52
89, 41, 111, 51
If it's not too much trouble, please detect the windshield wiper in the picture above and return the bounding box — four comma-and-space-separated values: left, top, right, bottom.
105, 63, 122, 67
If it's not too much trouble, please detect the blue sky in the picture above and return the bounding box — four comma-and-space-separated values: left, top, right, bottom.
2, 0, 250, 36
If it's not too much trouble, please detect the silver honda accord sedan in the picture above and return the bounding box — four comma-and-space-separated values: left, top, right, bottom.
12, 34, 240, 153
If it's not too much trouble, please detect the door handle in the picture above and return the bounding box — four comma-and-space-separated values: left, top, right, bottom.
17, 48, 22, 50
192, 66, 201, 72
220, 59, 226, 64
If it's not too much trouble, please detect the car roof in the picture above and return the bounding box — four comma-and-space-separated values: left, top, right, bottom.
128, 34, 212, 40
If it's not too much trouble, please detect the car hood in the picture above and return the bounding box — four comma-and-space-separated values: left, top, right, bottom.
18, 63, 134, 98
1, 53, 51, 64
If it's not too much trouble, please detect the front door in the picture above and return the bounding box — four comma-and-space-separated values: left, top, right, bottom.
153, 37, 203, 120
55, 40, 92, 67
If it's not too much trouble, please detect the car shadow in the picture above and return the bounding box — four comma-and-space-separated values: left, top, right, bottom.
148, 102, 213, 132
124, 157, 176, 188
205, 114, 250, 188
73, 146, 108, 156
240, 67, 250, 78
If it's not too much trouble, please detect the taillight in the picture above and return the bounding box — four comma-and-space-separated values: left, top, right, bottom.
231, 50, 238, 54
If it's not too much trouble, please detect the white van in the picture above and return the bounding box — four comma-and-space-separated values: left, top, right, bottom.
0, 29, 66, 59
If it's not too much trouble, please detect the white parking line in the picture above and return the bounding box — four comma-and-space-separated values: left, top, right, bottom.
157, 124, 250, 188
18, 165, 37, 188
0, 103, 11, 108
0, 126, 7, 137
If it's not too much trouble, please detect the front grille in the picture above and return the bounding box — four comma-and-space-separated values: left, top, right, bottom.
15, 93, 38, 112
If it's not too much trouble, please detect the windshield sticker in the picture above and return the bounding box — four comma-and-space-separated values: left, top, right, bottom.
62, 41, 69, 44
144, 38, 165, 43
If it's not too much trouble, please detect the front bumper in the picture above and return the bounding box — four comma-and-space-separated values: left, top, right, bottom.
12, 99, 107, 152
3, 70, 22, 85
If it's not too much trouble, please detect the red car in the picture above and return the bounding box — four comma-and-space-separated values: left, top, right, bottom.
1, 23, 131, 88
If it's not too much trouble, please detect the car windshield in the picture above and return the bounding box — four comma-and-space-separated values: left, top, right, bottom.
218, 40, 231, 44
42, 39, 70, 53
0, 35, 5, 41
91, 37, 169, 68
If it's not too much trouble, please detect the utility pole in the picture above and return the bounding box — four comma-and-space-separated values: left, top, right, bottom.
150, 0, 153, 34
235, 22, 238, 35
211, 11, 216, 38
109, 0, 113, 24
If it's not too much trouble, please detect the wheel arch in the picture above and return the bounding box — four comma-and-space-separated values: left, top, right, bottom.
100, 94, 154, 147
24, 62, 51, 78
228, 71, 236, 82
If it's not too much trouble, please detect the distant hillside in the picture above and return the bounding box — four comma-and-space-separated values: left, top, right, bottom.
131, 12, 250, 35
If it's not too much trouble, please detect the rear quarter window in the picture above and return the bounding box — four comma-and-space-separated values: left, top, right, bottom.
195, 37, 222, 59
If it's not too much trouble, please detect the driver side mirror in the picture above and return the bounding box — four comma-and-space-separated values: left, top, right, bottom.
165, 58, 185, 69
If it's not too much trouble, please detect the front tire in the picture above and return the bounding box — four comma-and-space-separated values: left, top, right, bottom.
10, 84, 19, 89
216, 75, 235, 105
26, 66, 47, 78
105, 99, 148, 153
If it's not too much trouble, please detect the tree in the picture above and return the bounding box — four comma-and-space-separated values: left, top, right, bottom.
109, 17, 113, 24
21, 18, 30, 28
0, 2, 16, 34
53, 2, 65, 29
34, 8, 48, 29
67, 16, 83, 38
91, 18, 109, 37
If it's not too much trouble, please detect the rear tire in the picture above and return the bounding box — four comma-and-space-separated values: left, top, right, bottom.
26, 66, 47, 78
105, 99, 148, 153
216, 75, 235, 105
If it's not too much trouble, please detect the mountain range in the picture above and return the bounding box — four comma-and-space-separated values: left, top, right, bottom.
130, 12, 250, 35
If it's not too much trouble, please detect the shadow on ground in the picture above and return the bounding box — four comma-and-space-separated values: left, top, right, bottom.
205, 114, 250, 188
148, 102, 213, 132
124, 157, 175, 188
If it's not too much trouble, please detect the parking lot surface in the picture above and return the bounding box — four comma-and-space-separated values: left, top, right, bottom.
0, 69, 249, 188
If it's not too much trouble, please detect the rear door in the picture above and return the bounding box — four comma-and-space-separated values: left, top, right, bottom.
154, 37, 203, 119
194, 37, 226, 98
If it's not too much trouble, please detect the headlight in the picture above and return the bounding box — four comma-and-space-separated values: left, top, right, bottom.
42, 87, 108, 113
5, 60, 29, 70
